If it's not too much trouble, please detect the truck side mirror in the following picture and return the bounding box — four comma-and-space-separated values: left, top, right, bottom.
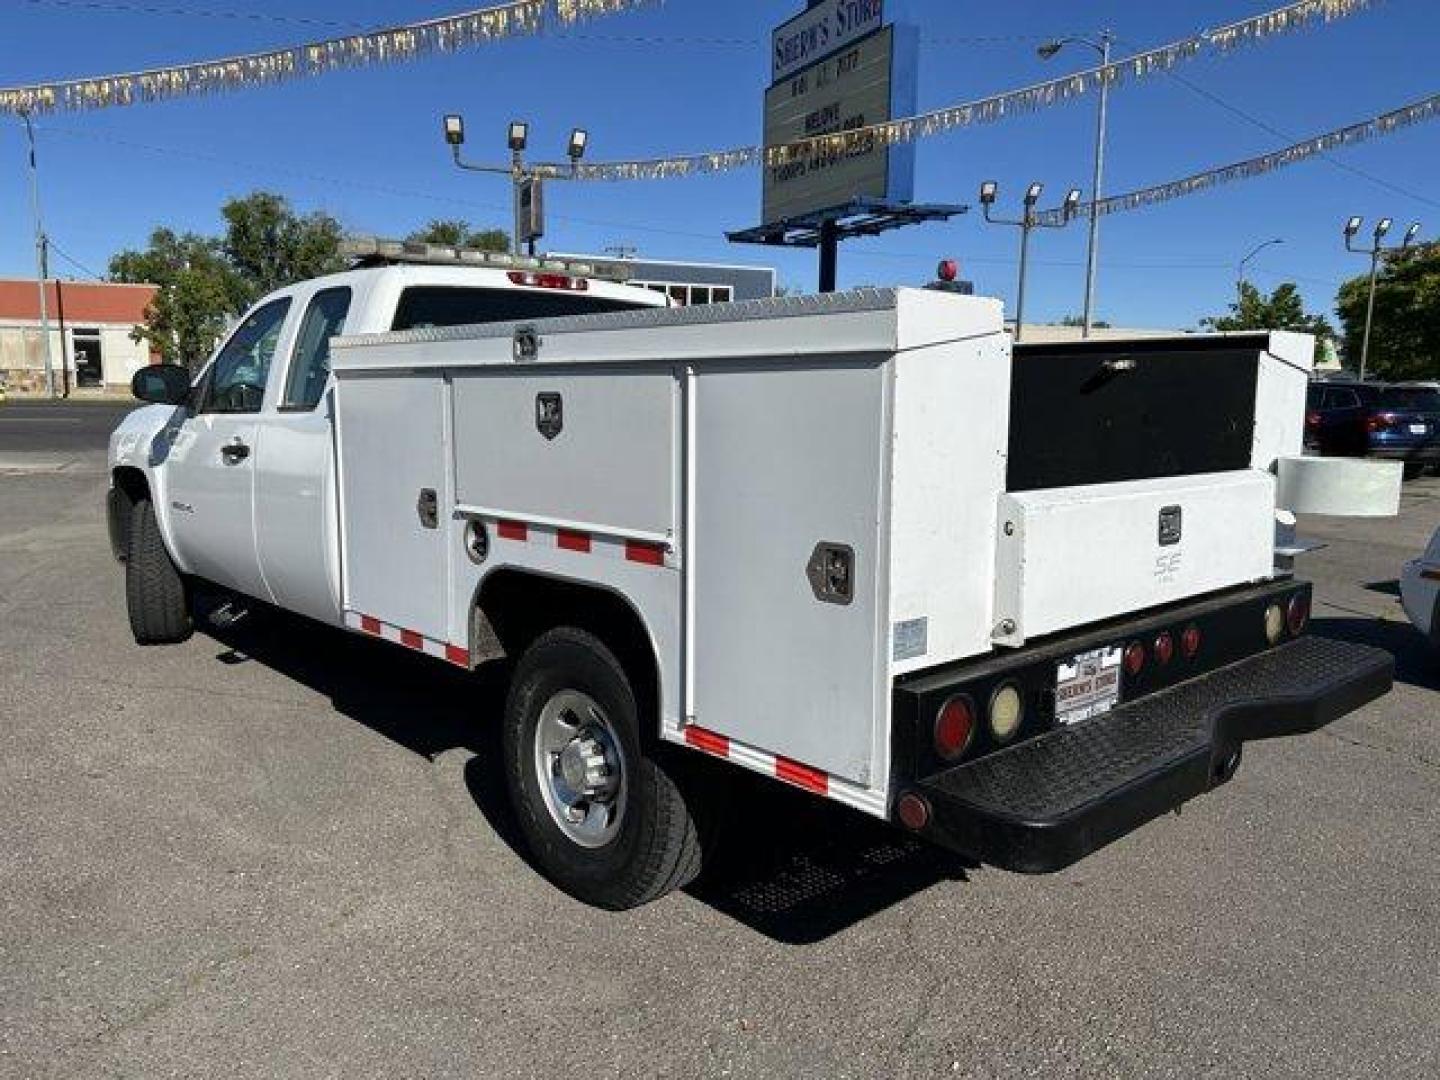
131, 363, 192, 406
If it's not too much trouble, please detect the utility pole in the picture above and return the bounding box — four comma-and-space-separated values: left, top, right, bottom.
20, 111, 56, 398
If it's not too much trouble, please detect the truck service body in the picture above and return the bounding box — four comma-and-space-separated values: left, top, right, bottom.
109, 245, 1393, 908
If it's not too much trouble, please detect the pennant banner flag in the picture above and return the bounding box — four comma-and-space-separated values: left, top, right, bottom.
544, 0, 1384, 181
1034, 91, 1440, 225
0, 0, 657, 116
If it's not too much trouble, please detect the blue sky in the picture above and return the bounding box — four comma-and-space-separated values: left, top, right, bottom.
1, 0, 1435, 329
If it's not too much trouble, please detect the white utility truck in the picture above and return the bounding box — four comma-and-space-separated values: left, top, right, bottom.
110, 241, 1394, 909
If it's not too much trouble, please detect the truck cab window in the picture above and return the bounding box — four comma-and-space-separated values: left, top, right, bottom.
198, 297, 292, 414
391, 286, 648, 331
282, 287, 351, 411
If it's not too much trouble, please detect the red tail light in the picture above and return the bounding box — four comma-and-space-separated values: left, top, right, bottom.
1287, 594, 1310, 635
1153, 631, 1175, 666
1366, 412, 1396, 433
1305, 411, 1321, 428
1124, 642, 1146, 677
934, 695, 976, 761
507, 270, 589, 292
1181, 624, 1202, 659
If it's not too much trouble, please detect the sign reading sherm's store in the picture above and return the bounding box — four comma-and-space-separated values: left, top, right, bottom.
772, 0, 886, 82
762, 23, 917, 225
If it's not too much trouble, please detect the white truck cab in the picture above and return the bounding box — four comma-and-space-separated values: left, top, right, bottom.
109, 243, 666, 628
110, 254, 1396, 910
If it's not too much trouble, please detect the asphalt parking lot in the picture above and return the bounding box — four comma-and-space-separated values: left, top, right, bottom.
2, 401, 1437, 1079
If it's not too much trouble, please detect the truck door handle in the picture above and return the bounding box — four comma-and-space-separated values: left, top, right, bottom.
221, 438, 250, 463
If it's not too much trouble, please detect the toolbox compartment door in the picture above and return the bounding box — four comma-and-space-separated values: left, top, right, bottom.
687, 359, 889, 786
994, 470, 1277, 644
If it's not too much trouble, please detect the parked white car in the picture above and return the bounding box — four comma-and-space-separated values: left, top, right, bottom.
1401, 527, 1440, 648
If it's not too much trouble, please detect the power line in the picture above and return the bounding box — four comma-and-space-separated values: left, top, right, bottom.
46, 239, 103, 279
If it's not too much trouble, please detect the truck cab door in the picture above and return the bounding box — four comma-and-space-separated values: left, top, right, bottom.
164, 296, 293, 603
253, 285, 355, 625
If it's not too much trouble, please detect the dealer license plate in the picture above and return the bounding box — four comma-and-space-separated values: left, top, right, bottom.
1055, 646, 1123, 725
1409, 423, 1428, 435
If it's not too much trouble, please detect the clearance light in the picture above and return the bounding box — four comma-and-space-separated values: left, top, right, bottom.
989, 683, 1024, 742
1265, 604, 1285, 645
934, 695, 976, 761
1287, 594, 1310, 636
1124, 642, 1146, 677
1154, 631, 1175, 666
1181, 625, 1202, 659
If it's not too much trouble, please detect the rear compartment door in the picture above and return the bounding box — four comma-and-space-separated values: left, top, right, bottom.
994, 471, 1277, 645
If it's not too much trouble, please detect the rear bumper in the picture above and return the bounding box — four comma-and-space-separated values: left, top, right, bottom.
899, 627, 1393, 873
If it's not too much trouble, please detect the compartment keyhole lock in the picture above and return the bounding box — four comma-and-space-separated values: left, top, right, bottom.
806, 542, 855, 606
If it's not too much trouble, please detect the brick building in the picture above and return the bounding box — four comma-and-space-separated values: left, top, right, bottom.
0, 279, 158, 395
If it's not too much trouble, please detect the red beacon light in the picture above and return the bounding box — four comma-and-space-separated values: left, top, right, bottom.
937, 259, 959, 283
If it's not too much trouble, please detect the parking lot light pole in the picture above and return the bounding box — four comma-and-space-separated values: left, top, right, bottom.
979, 182, 1082, 342
1345, 216, 1422, 382
1238, 237, 1284, 290
1038, 30, 1112, 339
19, 111, 56, 398
443, 115, 588, 257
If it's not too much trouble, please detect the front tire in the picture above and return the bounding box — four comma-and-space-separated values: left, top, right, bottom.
503, 627, 703, 909
125, 498, 193, 645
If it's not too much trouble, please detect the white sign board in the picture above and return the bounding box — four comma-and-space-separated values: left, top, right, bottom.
772, 0, 886, 82
762, 25, 916, 224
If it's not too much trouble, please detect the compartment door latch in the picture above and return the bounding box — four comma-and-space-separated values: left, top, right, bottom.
806, 542, 855, 606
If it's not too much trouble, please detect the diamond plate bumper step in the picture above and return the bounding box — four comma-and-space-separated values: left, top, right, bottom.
916, 636, 1394, 873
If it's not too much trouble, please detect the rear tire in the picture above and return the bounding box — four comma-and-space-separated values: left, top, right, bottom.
125, 498, 193, 645
503, 627, 703, 909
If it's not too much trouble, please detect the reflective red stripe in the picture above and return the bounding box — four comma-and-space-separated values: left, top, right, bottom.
625, 540, 666, 566
360, 615, 382, 635
445, 644, 469, 667
775, 756, 829, 795
399, 629, 423, 650
557, 529, 592, 553
497, 520, 528, 542
684, 725, 730, 757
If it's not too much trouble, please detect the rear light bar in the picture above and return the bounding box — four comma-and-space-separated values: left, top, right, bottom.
507, 270, 589, 292
1367, 412, 1397, 433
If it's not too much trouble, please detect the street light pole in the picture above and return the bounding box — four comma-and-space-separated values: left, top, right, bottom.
979, 182, 1083, 342
444, 116, 587, 257
1344, 216, 1421, 382
1040, 31, 1112, 338
1237, 237, 1284, 290
20, 111, 56, 398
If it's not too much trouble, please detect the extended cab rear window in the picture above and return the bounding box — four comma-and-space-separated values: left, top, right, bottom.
391, 286, 651, 331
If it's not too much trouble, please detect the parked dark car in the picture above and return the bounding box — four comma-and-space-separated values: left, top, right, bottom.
1305, 381, 1379, 456
1306, 382, 1440, 478
1366, 385, 1440, 477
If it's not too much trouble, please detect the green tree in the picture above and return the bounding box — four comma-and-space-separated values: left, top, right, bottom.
1057, 315, 1112, 329
1201, 281, 1335, 362
109, 229, 248, 369
406, 218, 510, 252
220, 191, 345, 301
1336, 242, 1440, 380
